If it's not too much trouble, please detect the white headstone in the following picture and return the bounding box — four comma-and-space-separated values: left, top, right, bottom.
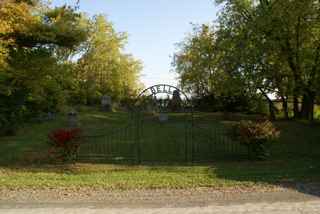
101, 95, 112, 111
159, 113, 168, 122
68, 110, 78, 127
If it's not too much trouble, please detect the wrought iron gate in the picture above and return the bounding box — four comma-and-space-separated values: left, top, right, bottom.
134, 84, 194, 162
77, 84, 244, 163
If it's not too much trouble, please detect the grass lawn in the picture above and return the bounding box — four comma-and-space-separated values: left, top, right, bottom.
0, 157, 319, 189
315, 105, 320, 120
0, 106, 319, 190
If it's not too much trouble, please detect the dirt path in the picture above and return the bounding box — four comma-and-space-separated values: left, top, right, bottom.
1, 201, 320, 214
0, 185, 320, 213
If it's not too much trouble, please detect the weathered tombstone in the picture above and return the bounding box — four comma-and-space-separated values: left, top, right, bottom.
146, 102, 154, 113
159, 113, 168, 122
101, 95, 112, 112
145, 97, 157, 114
36, 111, 56, 123
68, 110, 78, 127
168, 90, 182, 112
47, 112, 55, 121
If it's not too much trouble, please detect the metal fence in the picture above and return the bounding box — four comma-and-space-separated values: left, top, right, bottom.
76, 84, 319, 163
77, 114, 249, 163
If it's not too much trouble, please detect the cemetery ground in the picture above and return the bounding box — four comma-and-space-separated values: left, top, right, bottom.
0, 106, 319, 194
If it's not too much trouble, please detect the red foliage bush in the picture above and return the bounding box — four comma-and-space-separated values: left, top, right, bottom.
49, 128, 81, 146
48, 128, 82, 162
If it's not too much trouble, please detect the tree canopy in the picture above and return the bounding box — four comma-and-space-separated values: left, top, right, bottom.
75, 15, 142, 104
0, 0, 142, 135
173, 0, 320, 120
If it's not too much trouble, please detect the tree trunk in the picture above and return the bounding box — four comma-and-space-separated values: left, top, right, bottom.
293, 95, 300, 119
268, 100, 276, 121
309, 97, 315, 121
301, 95, 308, 119
301, 92, 315, 121
259, 88, 276, 121
281, 95, 289, 120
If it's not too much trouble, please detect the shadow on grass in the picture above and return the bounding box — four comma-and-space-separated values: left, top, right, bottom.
210, 156, 320, 198
1, 154, 319, 197
0, 109, 319, 197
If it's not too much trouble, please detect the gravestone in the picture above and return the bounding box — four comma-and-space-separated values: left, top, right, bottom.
36, 112, 55, 122
168, 90, 182, 112
47, 112, 55, 121
68, 110, 78, 127
159, 113, 168, 122
101, 95, 112, 112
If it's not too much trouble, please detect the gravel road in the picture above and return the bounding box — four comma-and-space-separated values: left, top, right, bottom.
0, 186, 319, 213
1, 201, 320, 214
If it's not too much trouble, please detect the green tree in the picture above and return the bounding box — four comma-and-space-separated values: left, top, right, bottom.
0, 0, 88, 134
173, 24, 258, 112
213, 0, 288, 119
214, 0, 320, 120
76, 15, 142, 104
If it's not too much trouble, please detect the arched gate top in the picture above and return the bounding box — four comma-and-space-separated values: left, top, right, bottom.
138, 84, 190, 101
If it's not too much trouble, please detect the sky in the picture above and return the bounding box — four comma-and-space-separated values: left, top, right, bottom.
52, 0, 219, 87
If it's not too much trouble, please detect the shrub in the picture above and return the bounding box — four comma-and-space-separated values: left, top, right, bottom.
0, 93, 26, 136
48, 128, 82, 163
192, 93, 260, 113
232, 120, 280, 160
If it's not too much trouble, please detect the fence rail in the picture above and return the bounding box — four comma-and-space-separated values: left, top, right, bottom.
77, 113, 320, 163
77, 119, 251, 163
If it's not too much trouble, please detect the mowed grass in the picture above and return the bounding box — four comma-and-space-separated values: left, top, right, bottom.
0, 106, 319, 189
0, 107, 130, 164
315, 105, 320, 120
0, 164, 251, 189
0, 159, 319, 189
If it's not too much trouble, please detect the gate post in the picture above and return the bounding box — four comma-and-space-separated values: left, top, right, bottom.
184, 109, 194, 163
191, 110, 195, 163
135, 110, 142, 164
184, 120, 188, 163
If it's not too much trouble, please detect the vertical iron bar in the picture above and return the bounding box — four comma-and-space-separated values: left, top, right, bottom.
184, 111, 188, 162
191, 110, 194, 163
136, 110, 142, 164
